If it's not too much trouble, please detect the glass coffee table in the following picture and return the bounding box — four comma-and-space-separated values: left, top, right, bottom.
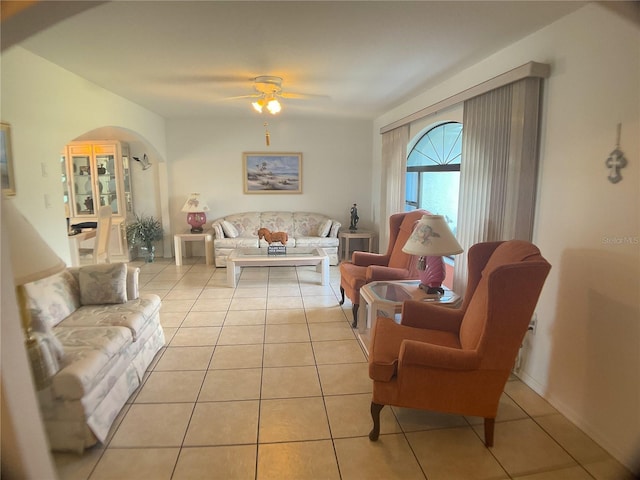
226, 247, 329, 287
357, 280, 461, 354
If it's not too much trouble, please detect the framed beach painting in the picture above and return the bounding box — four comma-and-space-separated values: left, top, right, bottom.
1, 122, 16, 196
243, 152, 302, 194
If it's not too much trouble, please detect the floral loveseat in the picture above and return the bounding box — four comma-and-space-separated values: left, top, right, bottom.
211, 211, 341, 267
22, 262, 164, 453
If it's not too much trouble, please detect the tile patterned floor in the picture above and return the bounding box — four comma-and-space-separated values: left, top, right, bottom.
53, 258, 635, 480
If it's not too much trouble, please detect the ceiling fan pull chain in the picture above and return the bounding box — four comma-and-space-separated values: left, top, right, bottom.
264, 122, 271, 146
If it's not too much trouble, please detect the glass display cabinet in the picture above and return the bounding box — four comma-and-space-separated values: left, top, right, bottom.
62, 141, 134, 260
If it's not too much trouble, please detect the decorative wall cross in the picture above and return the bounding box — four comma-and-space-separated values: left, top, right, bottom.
605, 124, 627, 184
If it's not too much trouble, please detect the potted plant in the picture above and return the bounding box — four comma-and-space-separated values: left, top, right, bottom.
126, 214, 163, 262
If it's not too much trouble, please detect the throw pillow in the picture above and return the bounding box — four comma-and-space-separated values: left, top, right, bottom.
212, 222, 224, 239
329, 222, 341, 238
126, 265, 139, 301
222, 220, 239, 238
24, 270, 80, 330
318, 219, 332, 237
79, 263, 128, 305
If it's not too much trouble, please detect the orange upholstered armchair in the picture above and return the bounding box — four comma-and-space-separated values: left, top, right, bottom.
339, 210, 427, 327
368, 240, 551, 446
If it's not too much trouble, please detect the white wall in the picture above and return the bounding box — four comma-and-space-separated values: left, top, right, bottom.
525, 5, 639, 469
373, 3, 640, 469
165, 117, 372, 255
1, 47, 167, 264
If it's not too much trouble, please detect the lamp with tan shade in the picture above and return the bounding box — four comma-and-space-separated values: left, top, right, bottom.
402, 214, 463, 294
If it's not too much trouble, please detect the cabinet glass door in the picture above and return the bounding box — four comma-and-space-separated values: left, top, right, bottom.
94, 148, 118, 215
122, 154, 132, 215
71, 151, 94, 216
61, 153, 69, 217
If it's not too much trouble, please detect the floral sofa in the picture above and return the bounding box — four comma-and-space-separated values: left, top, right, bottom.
22, 262, 164, 453
211, 211, 341, 267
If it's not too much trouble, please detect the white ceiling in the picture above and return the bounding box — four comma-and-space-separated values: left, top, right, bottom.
14, 1, 584, 119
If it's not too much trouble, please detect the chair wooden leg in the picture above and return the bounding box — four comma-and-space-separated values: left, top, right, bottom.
369, 402, 384, 441
351, 304, 359, 328
339, 286, 345, 305
484, 418, 495, 447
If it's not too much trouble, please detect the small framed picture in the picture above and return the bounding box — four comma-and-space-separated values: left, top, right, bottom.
1, 122, 16, 196
243, 152, 302, 194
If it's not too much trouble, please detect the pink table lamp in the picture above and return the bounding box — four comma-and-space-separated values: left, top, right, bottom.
181, 193, 210, 233
402, 214, 463, 294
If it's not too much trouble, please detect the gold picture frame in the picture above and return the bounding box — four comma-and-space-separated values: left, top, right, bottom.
243, 152, 302, 194
1, 122, 16, 196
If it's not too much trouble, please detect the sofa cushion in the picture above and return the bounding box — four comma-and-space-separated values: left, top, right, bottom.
59, 294, 161, 342
214, 237, 260, 249
24, 270, 81, 329
79, 263, 128, 305
261, 211, 294, 233
222, 212, 261, 236
222, 220, 239, 238
295, 237, 339, 248
292, 212, 327, 237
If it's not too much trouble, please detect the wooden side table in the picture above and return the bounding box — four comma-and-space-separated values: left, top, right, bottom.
174, 231, 213, 266
339, 230, 375, 260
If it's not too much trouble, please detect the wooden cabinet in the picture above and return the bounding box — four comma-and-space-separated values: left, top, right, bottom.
62, 141, 133, 260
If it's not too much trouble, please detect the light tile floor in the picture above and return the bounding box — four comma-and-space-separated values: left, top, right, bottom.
53, 258, 635, 480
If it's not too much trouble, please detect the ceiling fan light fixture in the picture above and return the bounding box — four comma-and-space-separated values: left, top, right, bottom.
252, 97, 266, 113
250, 78, 286, 115
266, 97, 281, 115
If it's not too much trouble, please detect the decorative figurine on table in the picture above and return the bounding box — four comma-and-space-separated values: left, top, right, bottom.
258, 228, 289, 245
258, 228, 288, 255
349, 203, 359, 231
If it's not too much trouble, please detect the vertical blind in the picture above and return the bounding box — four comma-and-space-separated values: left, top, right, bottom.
380, 125, 410, 250
453, 77, 543, 295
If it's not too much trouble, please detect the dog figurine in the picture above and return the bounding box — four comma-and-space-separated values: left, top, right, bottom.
258, 227, 288, 245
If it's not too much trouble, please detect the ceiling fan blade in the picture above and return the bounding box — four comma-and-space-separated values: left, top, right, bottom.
221, 94, 262, 101
280, 92, 330, 100
154, 74, 254, 85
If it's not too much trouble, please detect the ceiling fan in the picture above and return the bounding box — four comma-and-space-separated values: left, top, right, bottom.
227, 76, 321, 114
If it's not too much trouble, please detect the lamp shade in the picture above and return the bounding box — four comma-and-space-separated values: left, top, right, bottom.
402, 215, 463, 257
181, 193, 210, 233
252, 94, 282, 115
3, 199, 66, 286
266, 97, 282, 114
181, 193, 210, 213
252, 98, 266, 113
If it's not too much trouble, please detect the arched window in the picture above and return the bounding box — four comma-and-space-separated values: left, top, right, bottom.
405, 121, 461, 235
